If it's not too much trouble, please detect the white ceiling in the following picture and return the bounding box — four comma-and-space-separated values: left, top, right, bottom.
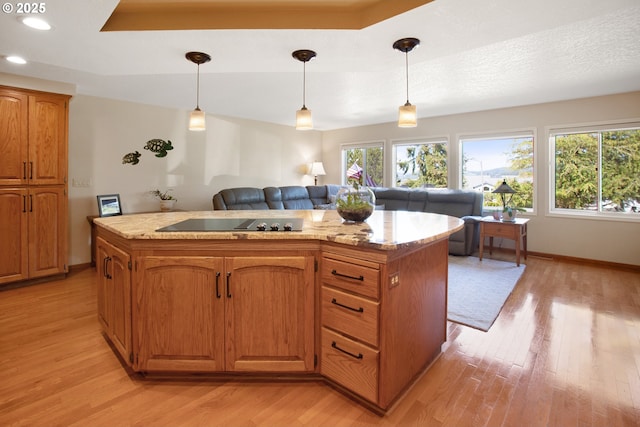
1, 0, 639, 130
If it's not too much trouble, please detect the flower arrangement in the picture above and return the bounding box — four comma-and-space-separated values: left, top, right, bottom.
149, 189, 176, 201
336, 163, 375, 222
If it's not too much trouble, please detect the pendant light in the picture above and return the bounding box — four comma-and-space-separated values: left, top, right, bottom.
292, 49, 316, 130
186, 51, 211, 131
393, 38, 420, 128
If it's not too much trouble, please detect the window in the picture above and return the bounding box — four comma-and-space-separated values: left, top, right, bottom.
342, 142, 383, 187
460, 132, 534, 211
393, 139, 448, 188
550, 124, 640, 217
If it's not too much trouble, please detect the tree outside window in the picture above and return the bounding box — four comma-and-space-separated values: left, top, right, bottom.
461, 135, 534, 211
552, 127, 640, 214
394, 141, 448, 188
342, 144, 383, 187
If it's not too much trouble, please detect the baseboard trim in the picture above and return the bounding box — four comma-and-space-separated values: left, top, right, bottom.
478, 246, 639, 272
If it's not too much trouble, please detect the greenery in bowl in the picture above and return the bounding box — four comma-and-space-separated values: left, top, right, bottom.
149, 189, 176, 201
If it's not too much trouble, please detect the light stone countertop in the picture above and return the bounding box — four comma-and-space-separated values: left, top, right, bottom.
93, 210, 464, 251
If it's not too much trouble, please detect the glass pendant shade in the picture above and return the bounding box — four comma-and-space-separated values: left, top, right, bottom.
398, 102, 417, 128
296, 106, 313, 130
189, 107, 206, 131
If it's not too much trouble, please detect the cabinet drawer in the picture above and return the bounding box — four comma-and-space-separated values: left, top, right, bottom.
322, 257, 379, 299
322, 286, 379, 347
483, 222, 518, 238
321, 327, 378, 404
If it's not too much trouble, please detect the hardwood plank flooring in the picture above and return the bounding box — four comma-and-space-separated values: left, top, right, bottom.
1, 255, 639, 426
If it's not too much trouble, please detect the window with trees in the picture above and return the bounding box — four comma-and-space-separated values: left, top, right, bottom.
460, 133, 534, 211
393, 139, 448, 188
342, 142, 383, 187
550, 124, 640, 217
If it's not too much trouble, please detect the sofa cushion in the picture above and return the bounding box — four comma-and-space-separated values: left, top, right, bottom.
265, 186, 314, 210
372, 187, 429, 212
216, 187, 269, 210
424, 189, 478, 217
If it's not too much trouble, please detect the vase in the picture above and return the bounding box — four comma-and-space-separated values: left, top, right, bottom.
336, 186, 376, 223
502, 207, 517, 222
159, 199, 176, 212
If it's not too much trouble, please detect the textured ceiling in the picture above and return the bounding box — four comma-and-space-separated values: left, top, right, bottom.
1, 0, 639, 130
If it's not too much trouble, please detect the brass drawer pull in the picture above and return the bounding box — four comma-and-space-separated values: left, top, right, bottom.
331, 298, 364, 313
331, 269, 364, 281
331, 341, 363, 360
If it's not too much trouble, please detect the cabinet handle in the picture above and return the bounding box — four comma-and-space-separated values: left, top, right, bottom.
22, 195, 26, 213
331, 341, 363, 360
331, 298, 364, 313
331, 269, 364, 281
226, 272, 232, 298
29, 194, 33, 212
29, 161, 33, 180
23, 162, 27, 180
103, 256, 112, 279
215, 272, 221, 299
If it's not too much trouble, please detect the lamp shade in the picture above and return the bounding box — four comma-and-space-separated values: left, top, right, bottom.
296, 106, 313, 130
492, 179, 517, 194
398, 102, 417, 128
309, 161, 326, 176
492, 179, 517, 210
189, 108, 206, 131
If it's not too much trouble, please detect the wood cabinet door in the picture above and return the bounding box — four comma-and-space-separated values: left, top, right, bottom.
27, 186, 67, 278
95, 237, 111, 332
0, 88, 28, 186
28, 93, 68, 185
109, 243, 131, 362
134, 256, 225, 372
225, 256, 315, 372
0, 188, 28, 284
96, 237, 131, 364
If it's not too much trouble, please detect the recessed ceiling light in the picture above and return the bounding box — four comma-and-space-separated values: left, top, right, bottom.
7, 56, 27, 64
22, 17, 51, 30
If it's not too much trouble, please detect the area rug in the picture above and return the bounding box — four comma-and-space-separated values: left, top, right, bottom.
448, 256, 526, 331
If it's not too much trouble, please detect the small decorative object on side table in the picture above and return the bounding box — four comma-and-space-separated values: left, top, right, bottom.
479, 217, 529, 266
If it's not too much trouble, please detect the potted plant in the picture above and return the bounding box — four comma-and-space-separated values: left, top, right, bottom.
149, 189, 177, 211
502, 205, 525, 222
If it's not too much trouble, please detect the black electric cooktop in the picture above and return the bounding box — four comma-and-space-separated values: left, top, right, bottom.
156, 218, 304, 232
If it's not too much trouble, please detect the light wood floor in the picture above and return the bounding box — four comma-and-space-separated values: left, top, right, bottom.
1, 255, 639, 426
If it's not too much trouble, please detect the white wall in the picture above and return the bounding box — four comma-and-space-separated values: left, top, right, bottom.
5, 72, 638, 267
321, 92, 640, 266
68, 95, 322, 265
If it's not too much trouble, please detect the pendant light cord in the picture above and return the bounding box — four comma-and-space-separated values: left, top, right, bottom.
196, 63, 201, 109
302, 61, 307, 108
405, 51, 410, 104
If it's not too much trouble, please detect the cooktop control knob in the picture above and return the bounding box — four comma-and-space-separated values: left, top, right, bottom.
256, 222, 267, 231
270, 223, 280, 231
284, 223, 293, 231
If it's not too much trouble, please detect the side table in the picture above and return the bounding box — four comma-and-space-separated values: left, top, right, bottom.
478, 217, 529, 266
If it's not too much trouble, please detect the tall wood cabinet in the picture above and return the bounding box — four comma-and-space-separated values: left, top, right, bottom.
0, 86, 70, 285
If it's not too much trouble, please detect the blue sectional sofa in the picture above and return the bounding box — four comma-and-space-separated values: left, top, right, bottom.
212, 185, 483, 255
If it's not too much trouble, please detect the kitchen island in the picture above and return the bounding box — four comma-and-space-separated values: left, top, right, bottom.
94, 209, 463, 413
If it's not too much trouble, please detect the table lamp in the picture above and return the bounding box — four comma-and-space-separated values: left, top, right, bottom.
492, 179, 517, 212
309, 161, 326, 185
